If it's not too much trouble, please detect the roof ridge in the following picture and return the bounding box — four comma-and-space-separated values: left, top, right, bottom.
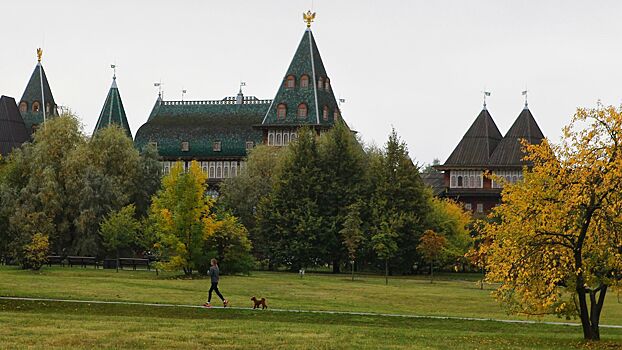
309, 30, 320, 124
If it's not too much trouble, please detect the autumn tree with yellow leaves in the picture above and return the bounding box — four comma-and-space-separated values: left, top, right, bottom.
483, 105, 622, 341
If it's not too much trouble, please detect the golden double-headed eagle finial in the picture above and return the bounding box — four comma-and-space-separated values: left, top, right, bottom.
303, 10, 316, 28
37, 48, 43, 62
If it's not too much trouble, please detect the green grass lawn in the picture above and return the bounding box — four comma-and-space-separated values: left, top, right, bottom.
1, 266, 622, 349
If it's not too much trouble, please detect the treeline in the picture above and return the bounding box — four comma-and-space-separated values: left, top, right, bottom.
220, 122, 472, 276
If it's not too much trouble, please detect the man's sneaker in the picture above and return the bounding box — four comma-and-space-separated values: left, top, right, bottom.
202, 302, 212, 308
223, 299, 229, 307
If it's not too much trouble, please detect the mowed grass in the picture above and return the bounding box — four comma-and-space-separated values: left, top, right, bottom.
1, 266, 622, 349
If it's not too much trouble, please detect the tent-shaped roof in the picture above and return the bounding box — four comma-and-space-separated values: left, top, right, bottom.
488, 107, 544, 166
93, 77, 132, 138
0, 95, 29, 156
261, 28, 340, 128
441, 109, 503, 167
19, 62, 57, 133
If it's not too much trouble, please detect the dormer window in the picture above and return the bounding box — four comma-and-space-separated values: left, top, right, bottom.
297, 103, 308, 118
277, 104, 287, 119
32, 101, 40, 112
286, 75, 296, 88
325, 78, 330, 91
245, 141, 254, 150
318, 77, 324, 90
323, 106, 329, 121
300, 75, 309, 88
19, 102, 27, 113
213, 141, 221, 152
181, 141, 189, 152
149, 141, 158, 150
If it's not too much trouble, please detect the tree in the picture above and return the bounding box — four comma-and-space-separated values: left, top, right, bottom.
340, 202, 364, 280
100, 204, 141, 272
317, 121, 366, 273
417, 230, 447, 283
427, 197, 472, 268
23, 233, 49, 271
149, 161, 218, 276
219, 145, 282, 259
483, 104, 622, 341
256, 128, 323, 270
203, 213, 254, 275
372, 219, 399, 285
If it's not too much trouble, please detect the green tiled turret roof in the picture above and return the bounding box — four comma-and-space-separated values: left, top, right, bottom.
93, 76, 132, 138
134, 96, 270, 159
19, 62, 58, 133
261, 28, 340, 127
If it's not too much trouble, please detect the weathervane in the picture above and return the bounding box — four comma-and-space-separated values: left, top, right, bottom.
37, 48, 43, 62
303, 10, 316, 28
111, 64, 117, 80
154, 81, 163, 99
522, 90, 528, 109
482, 90, 491, 110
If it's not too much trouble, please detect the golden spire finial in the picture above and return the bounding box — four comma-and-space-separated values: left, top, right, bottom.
36, 48, 43, 62
303, 10, 316, 28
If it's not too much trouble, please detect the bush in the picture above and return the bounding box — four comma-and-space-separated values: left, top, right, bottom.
201, 213, 255, 275
23, 233, 49, 270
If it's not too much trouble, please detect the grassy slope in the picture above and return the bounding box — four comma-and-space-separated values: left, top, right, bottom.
1, 266, 622, 349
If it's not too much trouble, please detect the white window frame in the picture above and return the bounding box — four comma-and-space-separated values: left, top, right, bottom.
213, 141, 222, 152
449, 170, 483, 189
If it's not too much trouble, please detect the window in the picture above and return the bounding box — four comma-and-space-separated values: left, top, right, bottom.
209, 162, 215, 178
491, 170, 524, 188
300, 75, 309, 88
276, 132, 282, 146
245, 141, 254, 150
46, 103, 51, 113
286, 75, 295, 88
291, 132, 297, 141
325, 78, 330, 91
323, 106, 329, 121
277, 104, 287, 119
450, 170, 483, 189
201, 162, 209, 174
231, 162, 238, 177
213, 141, 221, 152
162, 161, 171, 175
334, 110, 340, 121
216, 162, 223, 178
19, 102, 27, 113
224, 162, 230, 178
318, 77, 324, 90
149, 141, 158, 150
476, 203, 484, 213
181, 141, 189, 152
268, 131, 275, 146
464, 203, 472, 211
297, 103, 308, 118
283, 132, 290, 146
32, 101, 40, 112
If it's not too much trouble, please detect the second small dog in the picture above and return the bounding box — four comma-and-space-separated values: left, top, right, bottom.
251, 296, 268, 309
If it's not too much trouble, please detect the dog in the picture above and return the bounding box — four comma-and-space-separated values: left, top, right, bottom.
251, 296, 268, 309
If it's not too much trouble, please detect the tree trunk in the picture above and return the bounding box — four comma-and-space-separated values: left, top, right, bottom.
351, 260, 355, 281
115, 248, 119, 273
430, 262, 433, 284
385, 259, 388, 285
577, 281, 607, 340
332, 259, 340, 274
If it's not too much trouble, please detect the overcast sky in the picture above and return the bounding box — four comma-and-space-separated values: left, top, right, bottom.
2, 1, 622, 165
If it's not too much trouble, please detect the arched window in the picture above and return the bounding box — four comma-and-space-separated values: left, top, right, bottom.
322, 106, 329, 121
300, 75, 309, 88
318, 77, 324, 90
291, 132, 297, 141
277, 104, 287, 119
46, 103, 51, 113
19, 102, 27, 113
334, 110, 340, 121
283, 132, 290, 145
32, 101, 40, 112
268, 133, 275, 146
325, 78, 330, 91
286, 75, 296, 88
457, 176, 463, 187
297, 103, 308, 118
276, 132, 282, 146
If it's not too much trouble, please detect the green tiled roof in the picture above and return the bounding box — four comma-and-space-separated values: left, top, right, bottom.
134, 97, 269, 159
19, 62, 58, 132
93, 77, 132, 138
262, 29, 340, 128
